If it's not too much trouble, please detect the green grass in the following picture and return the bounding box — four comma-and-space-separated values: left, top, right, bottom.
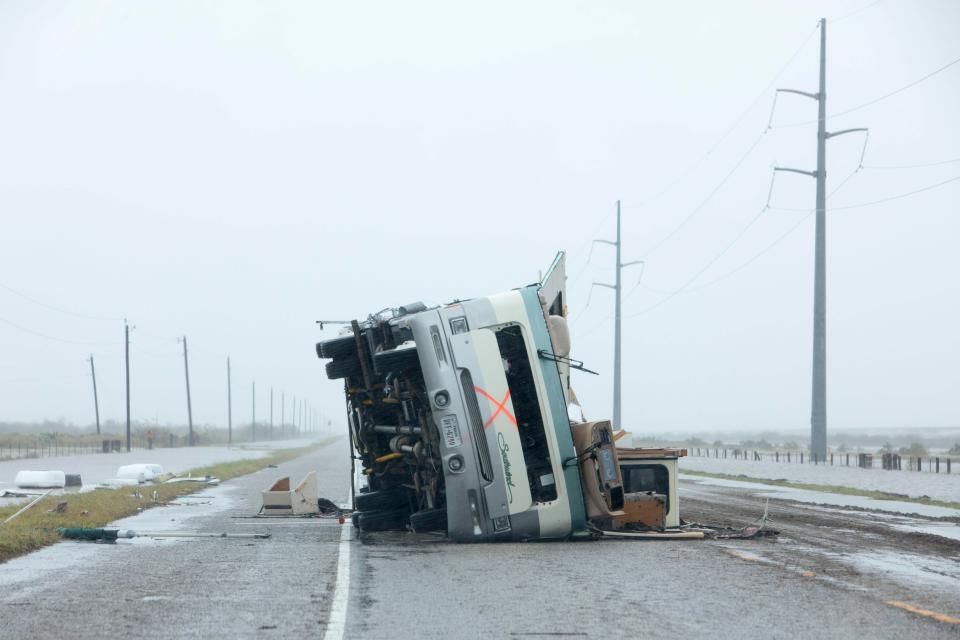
0, 441, 332, 564
680, 469, 960, 511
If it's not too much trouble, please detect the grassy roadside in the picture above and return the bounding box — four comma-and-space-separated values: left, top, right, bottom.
679, 469, 960, 511
0, 441, 332, 564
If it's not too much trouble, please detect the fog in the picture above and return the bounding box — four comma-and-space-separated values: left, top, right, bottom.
1, 0, 958, 435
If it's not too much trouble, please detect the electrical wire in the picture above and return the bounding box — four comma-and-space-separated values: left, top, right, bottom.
863, 157, 960, 170
575, 165, 866, 336
0, 282, 122, 322
830, 0, 885, 24
770, 173, 960, 212
774, 55, 960, 128
0, 315, 120, 346
626, 206, 770, 319
569, 28, 817, 306
640, 131, 769, 259
639, 28, 818, 207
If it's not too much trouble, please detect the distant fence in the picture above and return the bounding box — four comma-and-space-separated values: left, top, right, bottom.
688, 448, 955, 474
0, 436, 191, 461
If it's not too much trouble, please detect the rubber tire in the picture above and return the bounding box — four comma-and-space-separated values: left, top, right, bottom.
354, 487, 408, 512
325, 357, 362, 380
316, 335, 357, 359
373, 347, 420, 374
357, 509, 410, 532
409, 508, 447, 533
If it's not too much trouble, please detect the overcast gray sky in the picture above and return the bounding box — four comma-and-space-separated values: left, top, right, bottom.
1, 0, 958, 434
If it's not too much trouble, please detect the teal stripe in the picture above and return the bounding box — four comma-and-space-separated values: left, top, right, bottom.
519, 286, 587, 532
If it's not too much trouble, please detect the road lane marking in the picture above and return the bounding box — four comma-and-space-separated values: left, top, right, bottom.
323, 523, 353, 640
885, 600, 960, 625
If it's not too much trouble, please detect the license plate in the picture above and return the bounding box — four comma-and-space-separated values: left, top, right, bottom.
440, 415, 462, 448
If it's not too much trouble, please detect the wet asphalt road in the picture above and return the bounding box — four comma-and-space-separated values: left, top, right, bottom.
1, 438, 958, 639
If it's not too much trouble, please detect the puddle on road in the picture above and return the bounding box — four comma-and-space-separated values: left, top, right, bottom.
840, 549, 960, 588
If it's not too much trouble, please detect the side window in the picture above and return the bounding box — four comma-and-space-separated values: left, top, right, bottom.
621, 464, 670, 513
494, 324, 557, 503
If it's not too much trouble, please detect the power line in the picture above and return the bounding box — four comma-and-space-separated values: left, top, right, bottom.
635, 27, 817, 208
642, 166, 864, 297
574, 164, 867, 338
640, 131, 768, 259
0, 282, 121, 322
0, 315, 119, 346
863, 157, 960, 170
770, 173, 960, 211
773, 54, 960, 128
830, 0, 885, 24
569, 28, 817, 298
626, 207, 770, 319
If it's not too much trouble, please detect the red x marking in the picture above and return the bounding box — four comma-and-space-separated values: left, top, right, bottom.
473, 386, 517, 429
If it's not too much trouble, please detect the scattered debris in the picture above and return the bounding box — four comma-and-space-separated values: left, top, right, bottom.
48, 501, 69, 514
100, 478, 140, 488
3, 489, 54, 524
164, 475, 220, 486
117, 464, 164, 482
58, 527, 271, 542
15, 470, 66, 489
260, 472, 319, 516
680, 500, 780, 539
0, 490, 32, 498
591, 526, 706, 540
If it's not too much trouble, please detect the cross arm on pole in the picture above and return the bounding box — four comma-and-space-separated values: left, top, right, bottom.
776, 88, 820, 101
774, 166, 818, 178
825, 127, 868, 139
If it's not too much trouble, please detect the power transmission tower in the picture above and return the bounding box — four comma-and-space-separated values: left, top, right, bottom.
251, 380, 256, 441
270, 387, 274, 440
773, 17, 867, 461
227, 357, 233, 445
179, 336, 194, 446
590, 200, 644, 428
88, 355, 100, 435
124, 319, 133, 452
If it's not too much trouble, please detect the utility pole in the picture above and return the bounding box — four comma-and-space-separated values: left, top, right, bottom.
281, 391, 285, 438
270, 387, 274, 440
773, 18, 867, 461
88, 355, 101, 435
226, 357, 233, 445
251, 380, 256, 441
124, 320, 132, 452
179, 336, 194, 446
590, 200, 644, 428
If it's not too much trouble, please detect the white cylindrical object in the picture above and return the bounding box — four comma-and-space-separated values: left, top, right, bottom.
14, 470, 66, 489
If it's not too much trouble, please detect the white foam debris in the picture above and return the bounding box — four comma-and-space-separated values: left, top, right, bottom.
14, 470, 66, 488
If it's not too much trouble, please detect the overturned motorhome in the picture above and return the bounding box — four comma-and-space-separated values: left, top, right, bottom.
315, 252, 690, 541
